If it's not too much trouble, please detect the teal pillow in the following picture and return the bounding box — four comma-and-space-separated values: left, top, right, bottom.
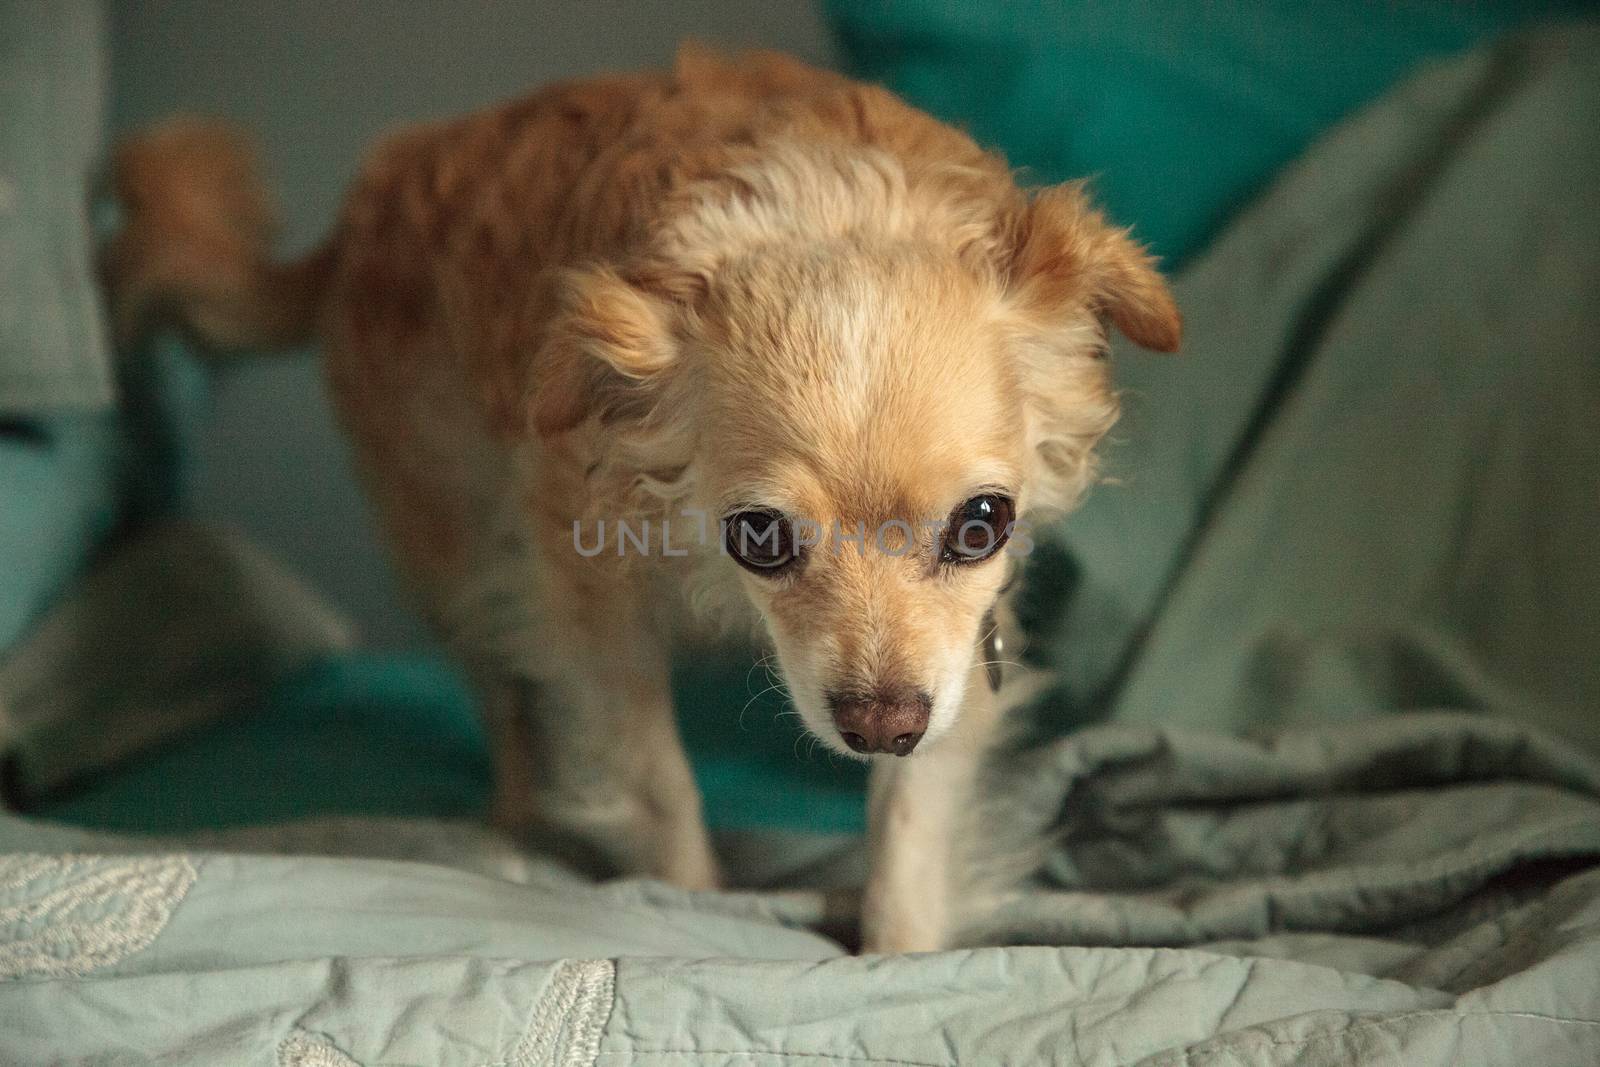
35, 654, 487, 833
0, 417, 122, 652
827, 0, 1596, 266
41, 651, 868, 834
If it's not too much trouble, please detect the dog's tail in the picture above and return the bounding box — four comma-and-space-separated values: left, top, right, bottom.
104, 118, 335, 355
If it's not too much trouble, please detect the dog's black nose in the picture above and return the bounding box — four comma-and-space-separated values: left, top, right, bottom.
828, 689, 931, 756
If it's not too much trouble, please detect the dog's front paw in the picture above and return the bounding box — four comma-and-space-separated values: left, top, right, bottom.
657, 837, 722, 892
859, 918, 947, 955
859, 889, 948, 954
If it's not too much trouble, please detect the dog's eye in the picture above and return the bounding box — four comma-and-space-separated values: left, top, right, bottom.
940, 494, 1015, 565
724, 509, 798, 576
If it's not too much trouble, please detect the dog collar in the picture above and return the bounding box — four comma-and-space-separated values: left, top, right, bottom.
982, 609, 1003, 692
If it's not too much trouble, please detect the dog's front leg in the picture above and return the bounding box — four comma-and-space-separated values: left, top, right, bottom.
860, 665, 1000, 954
484, 607, 720, 891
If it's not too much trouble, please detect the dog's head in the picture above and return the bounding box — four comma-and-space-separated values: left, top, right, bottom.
536, 151, 1178, 758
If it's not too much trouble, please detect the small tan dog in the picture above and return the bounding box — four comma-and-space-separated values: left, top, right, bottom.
108, 46, 1178, 952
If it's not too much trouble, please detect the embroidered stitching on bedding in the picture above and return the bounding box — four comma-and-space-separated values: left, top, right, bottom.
0, 852, 198, 980
504, 958, 616, 1067
278, 1029, 363, 1066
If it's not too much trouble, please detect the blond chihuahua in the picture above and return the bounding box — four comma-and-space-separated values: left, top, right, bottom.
108, 46, 1179, 952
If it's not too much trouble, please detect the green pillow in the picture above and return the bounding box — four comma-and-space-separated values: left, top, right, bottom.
41, 651, 868, 834
827, 0, 1596, 266
0, 418, 122, 652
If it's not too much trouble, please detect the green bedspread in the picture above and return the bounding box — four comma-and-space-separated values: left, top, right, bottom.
4, 714, 1599, 1063
4, 20, 1599, 1066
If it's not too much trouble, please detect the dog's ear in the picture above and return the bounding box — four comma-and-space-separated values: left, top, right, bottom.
1006, 183, 1181, 353
532, 267, 681, 436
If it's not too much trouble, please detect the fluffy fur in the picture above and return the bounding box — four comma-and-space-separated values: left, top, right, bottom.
107, 45, 1179, 952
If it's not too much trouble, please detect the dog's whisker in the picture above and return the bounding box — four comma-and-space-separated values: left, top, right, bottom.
738, 680, 791, 729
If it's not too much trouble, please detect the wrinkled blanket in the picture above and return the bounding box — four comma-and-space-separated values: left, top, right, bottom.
4, 20, 1600, 1067
4, 714, 1600, 1064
